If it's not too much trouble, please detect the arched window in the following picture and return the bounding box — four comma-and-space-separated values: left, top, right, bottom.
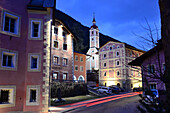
73, 75, 76, 81
78, 75, 84, 81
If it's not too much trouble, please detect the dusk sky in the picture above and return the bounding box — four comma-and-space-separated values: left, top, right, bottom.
56, 0, 161, 50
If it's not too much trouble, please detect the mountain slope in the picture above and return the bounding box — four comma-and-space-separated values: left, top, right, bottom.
55, 9, 144, 53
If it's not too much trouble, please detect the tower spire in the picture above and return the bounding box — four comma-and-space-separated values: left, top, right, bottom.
92, 12, 96, 24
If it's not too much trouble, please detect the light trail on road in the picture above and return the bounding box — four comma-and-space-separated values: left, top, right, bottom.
65, 92, 140, 109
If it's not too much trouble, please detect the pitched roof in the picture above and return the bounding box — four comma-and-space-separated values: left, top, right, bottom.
27, 0, 54, 10
128, 40, 163, 66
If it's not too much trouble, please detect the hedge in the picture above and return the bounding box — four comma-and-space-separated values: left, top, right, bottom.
51, 81, 88, 98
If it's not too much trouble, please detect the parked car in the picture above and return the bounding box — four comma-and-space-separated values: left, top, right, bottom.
143, 89, 159, 105
98, 86, 112, 94
133, 87, 142, 92
109, 86, 120, 94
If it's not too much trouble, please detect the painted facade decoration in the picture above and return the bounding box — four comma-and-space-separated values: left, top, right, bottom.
51, 20, 74, 82
99, 41, 144, 90
86, 17, 99, 71
129, 41, 166, 91
0, 0, 54, 112
74, 52, 87, 82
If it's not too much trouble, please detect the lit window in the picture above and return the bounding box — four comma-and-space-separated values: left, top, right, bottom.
31, 20, 41, 38
63, 58, 68, 66
63, 73, 67, 80
80, 66, 83, 71
53, 72, 58, 80
78, 75, 84, 81
75, 65, 78, 71
54, 41, 58, 48
80, 57, 83, 62
149, 83, 157, 89
53, 56, 59, 65
2, 52, 16, 68
3, 11, 20, 35
0, 86, 16, 107
75, 55, 78, 61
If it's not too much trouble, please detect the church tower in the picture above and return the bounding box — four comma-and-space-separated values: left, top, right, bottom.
86, 15, 99, 71
90, 16, 99, 48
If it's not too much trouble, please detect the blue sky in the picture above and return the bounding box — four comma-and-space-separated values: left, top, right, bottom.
56, 0, 161, 50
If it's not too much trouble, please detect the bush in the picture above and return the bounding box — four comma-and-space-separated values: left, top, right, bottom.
51, 81, 88, 98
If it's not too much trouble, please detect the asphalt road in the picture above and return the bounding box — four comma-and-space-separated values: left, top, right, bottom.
66, 95, 140, 113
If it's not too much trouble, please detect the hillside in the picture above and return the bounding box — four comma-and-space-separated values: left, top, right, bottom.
55, 9, 143, 53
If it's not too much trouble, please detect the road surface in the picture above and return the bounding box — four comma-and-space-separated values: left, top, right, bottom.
67, 95, 140, 113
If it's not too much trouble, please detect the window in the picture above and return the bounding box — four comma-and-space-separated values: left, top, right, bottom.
54, 27, 58, 35
149, 83, 157, 89
63, 73, 67, 80
96, 31, 98, 36
116, 51, 119, 56
2, 52, 16, 68
92, 56, 94, 60
80, 66, 83, 71
62, 32, 67, 50
63, 44, 67, 50
78, 75, 84, 81
80, 57, 83, 62
30, 89, 36, 102
104, 72, 106, 76
28, 54, 41, 72
92, 38, 94, 41
103, 63, 106, 67
75, 65, 78, 71
117, 46, 120, 49
163, 64, 166, 72
116, 61, 120, 66
131, 70, 133, 76
103, 54, 106, 58
53, 72, 58, 80
26, 85, 40, 106
63, 31, 66, 38
31, 56, 38, 69
0, 86, 16, 108
53, 56, 59, 65
117, 71, 120, 76
31, 20, 41, 38
75, 55, 78, 61
147, 64, 155, 74
2, 11, 20, 35
110, 47, 112, 50
92, 31, 94, 35
63, 58, 68, 66
54, 41, 58, 48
